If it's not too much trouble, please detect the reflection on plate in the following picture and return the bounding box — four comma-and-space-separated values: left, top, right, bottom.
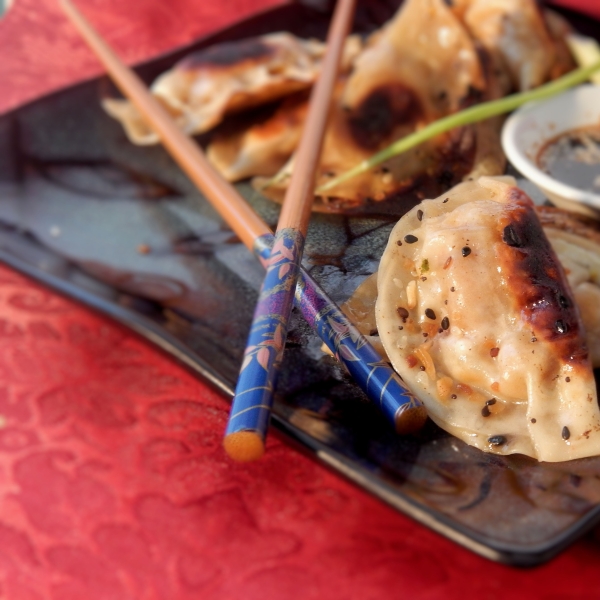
1, 0, 600, 565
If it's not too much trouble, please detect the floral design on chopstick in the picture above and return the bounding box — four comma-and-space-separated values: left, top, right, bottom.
227, 228, 305, 437
240, 323, 285, 374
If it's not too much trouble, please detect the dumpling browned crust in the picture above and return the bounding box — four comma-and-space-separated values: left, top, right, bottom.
537, 205, 600, 369
103, 32, 362, 145
376, 177, 600, 462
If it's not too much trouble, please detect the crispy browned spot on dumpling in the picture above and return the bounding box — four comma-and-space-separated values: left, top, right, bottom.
376, 177, 600, 462
103, 32, 362, 145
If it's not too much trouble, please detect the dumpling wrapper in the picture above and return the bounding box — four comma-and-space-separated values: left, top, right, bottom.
103, 33, 361, 145
376, 176, 600, 462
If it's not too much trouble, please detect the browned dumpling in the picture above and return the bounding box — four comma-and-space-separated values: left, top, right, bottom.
376, 177, 600, 462
256, 0, 488, 212
206, 92, 308, 181
103, 32, 361, 145
456, 0, 574, 91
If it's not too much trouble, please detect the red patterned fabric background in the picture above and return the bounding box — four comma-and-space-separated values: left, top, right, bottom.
0, 1, 600, 598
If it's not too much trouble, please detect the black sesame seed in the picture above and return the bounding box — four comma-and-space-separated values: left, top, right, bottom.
486, 398, 496, 406
369, 328, 378, 336
451, 394, 457, 399
565, 377, 571, 382
438, 328, 443, 334
481, 406, 491, 417
420, 366, 426, 371
441, 316, 449, 330
502, 223, 523, 247
423, 333, 429, 337
398, 326, 404, 330
461, 246, 471, 257
555, 320, 568, 334
531, 337, 537, 342
559, 295, 569, 308
490, 347, 499, 358
396, 240, 403, 246
417, 209, 424, 221
450, 287, 455, 292
443, 197, 449, 203
397, 307, 409, 319
531, 418, 537, 423
488, 435, 506, 446
425, 308, 436, 320
421, 277, 427, 281
562, 426, 570, 440
404, 234, 419, 244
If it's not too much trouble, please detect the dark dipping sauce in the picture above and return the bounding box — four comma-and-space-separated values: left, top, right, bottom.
537, 125, 600, 194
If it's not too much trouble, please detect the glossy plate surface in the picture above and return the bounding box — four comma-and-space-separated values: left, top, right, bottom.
0, 0, 599, 566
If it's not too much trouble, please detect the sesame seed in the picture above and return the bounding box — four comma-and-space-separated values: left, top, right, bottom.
451, 394, 457, 399
443, 198, 449, 203
565, 377, 571, 382
398, 326, 404, 330
425, 308, 436, 320
404, 234, 419, 244
531, 418, 537, 423
559, 295, 569, 308
397, 307, 409, 319
562, 426, 570, 440
486, 398, 496, 406
396, 240, 403, 246
417, 210, 424, 221
450, 287, 455, 292
443, 256, 453, 269
531, 337, 537, 342
490, 347, 499, 358
488, 435, 506, 446
481, 406, 491, 417
423, 333, 429, 337
502, 224, 522, 247
555, 320, 568, 334
461, 246, 471, 257
420, 366, 426, 371
441, 317, 449, 330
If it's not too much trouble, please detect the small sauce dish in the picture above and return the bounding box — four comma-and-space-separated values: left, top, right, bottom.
502, 84, 600, 216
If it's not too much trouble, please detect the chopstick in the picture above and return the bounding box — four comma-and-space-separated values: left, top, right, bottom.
226, 0, 356, 457
59, 0, 427, 461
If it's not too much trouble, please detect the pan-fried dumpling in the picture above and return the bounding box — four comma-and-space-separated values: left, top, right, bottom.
256, 0, 488, 212
453, 0, 574, 91
206, 92, 308, 181
103, 33, 362, 145
376, 176, 600, 462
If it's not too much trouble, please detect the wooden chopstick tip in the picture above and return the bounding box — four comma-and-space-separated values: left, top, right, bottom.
223, 431, 265, 462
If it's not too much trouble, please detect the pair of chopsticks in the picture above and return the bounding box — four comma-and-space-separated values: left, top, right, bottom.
60, 0, 427, 461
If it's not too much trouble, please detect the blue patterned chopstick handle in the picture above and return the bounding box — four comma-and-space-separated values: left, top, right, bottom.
225, 233, 426, 445
226, 229, 305, 442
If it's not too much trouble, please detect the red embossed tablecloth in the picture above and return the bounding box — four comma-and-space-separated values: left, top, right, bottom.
1, 1, 600, 598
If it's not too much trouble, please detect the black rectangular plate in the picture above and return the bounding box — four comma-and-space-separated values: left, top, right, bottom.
0, 0, 599, 566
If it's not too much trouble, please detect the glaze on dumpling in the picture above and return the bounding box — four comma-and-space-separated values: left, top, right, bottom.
376, 177, 600, 462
